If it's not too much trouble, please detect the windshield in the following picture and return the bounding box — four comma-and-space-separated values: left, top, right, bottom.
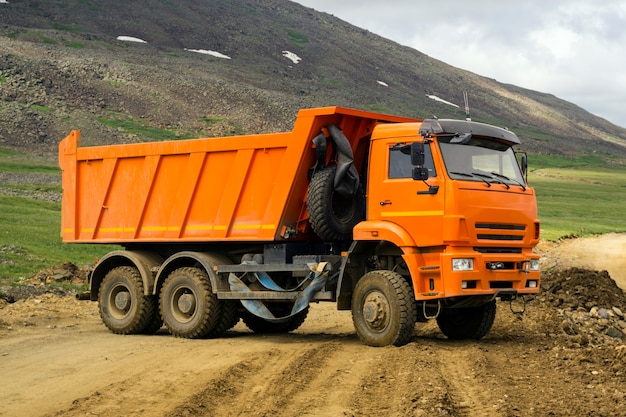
439, 139, 526, 187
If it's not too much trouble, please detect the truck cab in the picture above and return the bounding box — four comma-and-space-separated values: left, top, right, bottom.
355, 119, 540, 307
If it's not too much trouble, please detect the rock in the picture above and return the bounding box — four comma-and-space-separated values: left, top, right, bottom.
607, 327, 624, 339
613, 307, 624, 318
562, 320, 579, 336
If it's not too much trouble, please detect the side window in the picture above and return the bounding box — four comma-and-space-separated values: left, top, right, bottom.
388, 143, 436, 179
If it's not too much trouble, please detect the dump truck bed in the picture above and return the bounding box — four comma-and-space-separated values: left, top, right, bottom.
59, 107, 417, 243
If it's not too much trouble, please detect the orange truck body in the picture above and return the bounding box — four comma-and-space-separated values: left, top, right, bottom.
59, 106, 541, 346
59, 107, 414, 244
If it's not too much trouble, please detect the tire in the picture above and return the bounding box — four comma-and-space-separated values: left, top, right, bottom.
141, 300, 164, 334
307, 165, 365, 241
436, 300, 496, 340
351, 270, 417, 347
241, 304, 309, 334
160, 267, 221, 338
98, 266, 157, 334
208, 300, 240, 337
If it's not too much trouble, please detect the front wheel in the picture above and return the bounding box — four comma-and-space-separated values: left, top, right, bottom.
436, 300, 496, 340
351, 270, 417, 347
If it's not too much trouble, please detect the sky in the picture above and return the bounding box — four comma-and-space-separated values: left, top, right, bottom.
294, 1, 626, 129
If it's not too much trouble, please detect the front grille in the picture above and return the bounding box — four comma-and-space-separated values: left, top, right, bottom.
476, 223, 525, 231
474, 247, 522, 254
475, 223, 525, 241
477, 234, 523, 241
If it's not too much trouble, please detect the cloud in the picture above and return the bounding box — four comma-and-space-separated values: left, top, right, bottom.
294, 0, 626, 128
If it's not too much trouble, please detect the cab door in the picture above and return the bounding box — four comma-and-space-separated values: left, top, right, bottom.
367, 139, 445, 247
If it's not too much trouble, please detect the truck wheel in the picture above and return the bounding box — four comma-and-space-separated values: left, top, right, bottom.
207, 300, 239, 337
241, 305, 309, 333
351, 270, 417, 347
141, 304, 164, 334
436, 300, 496, 340
307, 165, 365, 241
98, 266, 157, 334
160, 267, 220, 338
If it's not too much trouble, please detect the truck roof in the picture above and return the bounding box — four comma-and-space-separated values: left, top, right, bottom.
419, 119, 520, 145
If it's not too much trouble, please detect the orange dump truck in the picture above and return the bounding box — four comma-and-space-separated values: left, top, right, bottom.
59, 106, 540, 346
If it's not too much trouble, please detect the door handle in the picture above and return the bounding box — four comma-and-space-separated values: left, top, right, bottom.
380, 200, 392, 206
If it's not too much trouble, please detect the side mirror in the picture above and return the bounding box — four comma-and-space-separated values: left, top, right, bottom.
410, 142, 425, 166
412, 167, 429, 181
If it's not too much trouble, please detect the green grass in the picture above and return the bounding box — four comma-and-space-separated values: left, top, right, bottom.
0, 146, 59, 174
284, 28, 309, 49
96, 115, 195, 141
53, 23, 86, 32
530, 153, 607, 169
531, 166, 626, 240
37, 34, 58, 45
0, 160, 59, 174
0, 196, 118, 284
30, 104, 52, 112
61, 40, 85, 49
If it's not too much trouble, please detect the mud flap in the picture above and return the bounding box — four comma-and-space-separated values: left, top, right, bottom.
228, 262, 330, 322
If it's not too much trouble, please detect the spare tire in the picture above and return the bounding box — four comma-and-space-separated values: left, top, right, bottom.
307, 165, 365, 241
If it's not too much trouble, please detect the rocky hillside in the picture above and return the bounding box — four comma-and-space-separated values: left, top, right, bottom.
1, 0, 625, 163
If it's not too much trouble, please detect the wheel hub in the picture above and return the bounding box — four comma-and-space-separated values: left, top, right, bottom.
362, 292, 389, 329
114, 291, 130, 311
177, 293, 196, 315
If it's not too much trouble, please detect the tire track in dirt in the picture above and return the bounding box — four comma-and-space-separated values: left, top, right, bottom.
164, 340, 377, 416
347, 337, 506, 417
433, 342, 502, 416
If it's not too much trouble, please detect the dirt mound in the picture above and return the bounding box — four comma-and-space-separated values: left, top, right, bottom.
25, 262, 92, 286
542, 267, 626, 310
534, 267, 626, 349
0, 262, 92, 304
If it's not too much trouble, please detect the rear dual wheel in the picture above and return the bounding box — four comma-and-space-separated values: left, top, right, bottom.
160, 266, 239, 338
98, 266, 160, 334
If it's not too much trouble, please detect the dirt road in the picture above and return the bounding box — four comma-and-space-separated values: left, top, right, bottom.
1, 236, 625, 417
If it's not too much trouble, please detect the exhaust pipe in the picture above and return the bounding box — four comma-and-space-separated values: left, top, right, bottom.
75, 291, 91, 300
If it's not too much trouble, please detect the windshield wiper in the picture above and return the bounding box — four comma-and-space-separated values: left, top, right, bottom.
449, 171, 491, 187
489, 172, 526, 191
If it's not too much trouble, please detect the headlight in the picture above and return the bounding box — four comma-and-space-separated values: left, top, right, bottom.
529, 260, 540, 271
452, 258, 474, 271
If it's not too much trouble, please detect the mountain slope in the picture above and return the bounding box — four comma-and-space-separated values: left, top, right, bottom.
1, 0, 625, 163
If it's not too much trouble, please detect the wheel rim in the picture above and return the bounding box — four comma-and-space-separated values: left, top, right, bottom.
361, 290, 390, 332
169, 286, 197, 323
108, 284, 132, 320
